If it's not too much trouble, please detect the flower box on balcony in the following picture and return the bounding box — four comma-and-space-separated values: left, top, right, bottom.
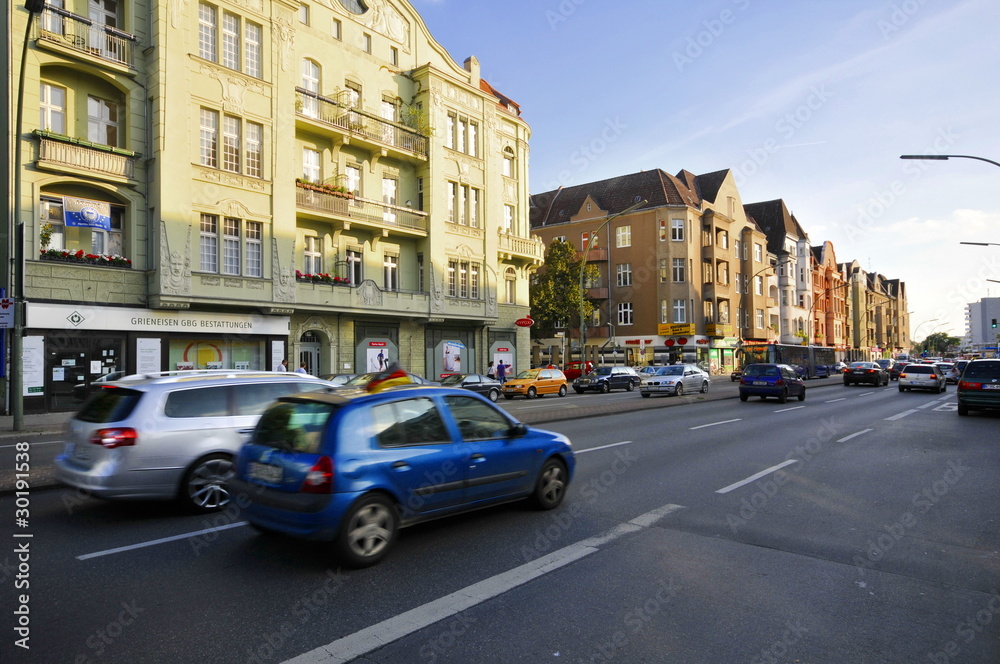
294, 179, 354, 199
39, 249, 133, 268
295, 270, 350, 285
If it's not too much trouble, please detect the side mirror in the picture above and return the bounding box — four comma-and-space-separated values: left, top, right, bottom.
508, 422, 528, 438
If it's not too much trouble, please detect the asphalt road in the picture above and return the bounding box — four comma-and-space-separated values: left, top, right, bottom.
2, 381, 999, 663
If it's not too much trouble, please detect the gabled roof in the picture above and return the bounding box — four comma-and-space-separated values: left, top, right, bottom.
479, 79, 520, 116
530, 168, 730, 228
742, 199, 809, 256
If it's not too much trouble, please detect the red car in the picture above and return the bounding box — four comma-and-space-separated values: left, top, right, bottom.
561, 361, 594, 382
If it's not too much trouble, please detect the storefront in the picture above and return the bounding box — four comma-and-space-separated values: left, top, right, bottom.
23, 303, 289, 412
425, 327, 477, 380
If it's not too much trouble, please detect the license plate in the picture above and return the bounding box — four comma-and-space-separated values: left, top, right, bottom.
248, 462, 282, 483
852, 370, 864, 374
753, 381, 768, 386
984, 384, 1000, 390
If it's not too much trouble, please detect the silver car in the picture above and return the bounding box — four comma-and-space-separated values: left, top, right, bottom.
897, 364, 946, 393
54, 371, 336, 511
639, 364, 710, 398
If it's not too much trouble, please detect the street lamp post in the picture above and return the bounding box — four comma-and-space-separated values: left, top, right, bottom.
578, 200, 647, 357
900, 154, 1000, 169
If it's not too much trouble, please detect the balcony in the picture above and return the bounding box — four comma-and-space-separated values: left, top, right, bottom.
585, 287, 609, 300
498, 232, 544, 265
296, 279, 430, 316
35, 131, 138, 183
578, 247, 608, 262
35, 7, 137, 72
295, 88, 428, 161
295, 181, 428, 237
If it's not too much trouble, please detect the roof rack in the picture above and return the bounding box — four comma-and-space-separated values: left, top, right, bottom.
120, 369, 319, 381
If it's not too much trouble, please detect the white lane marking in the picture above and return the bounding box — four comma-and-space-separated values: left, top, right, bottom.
716, 460, 798, 494
689, 418, 741, 430
514, 403, 579, 410
837, 429, 872, 443
917, 394, 952, 409
774, 406, 805, 413
281, 503, 686, 664
576, 440, 633, 455
885, 409, 918, 421
825, 398, 846, 403
857, 391, 875, 396
0, 440, 66, 449
76, 522, 247, 561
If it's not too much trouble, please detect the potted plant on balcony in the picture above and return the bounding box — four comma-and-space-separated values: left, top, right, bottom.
295, 270, 350, 285
39, 222, 54, 250
295, 179, 354, 199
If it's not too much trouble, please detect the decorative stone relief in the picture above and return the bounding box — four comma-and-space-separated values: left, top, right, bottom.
201, 276, 221, 286
430, 261, 443, 313
160, 221, 191, 295
272, 238, 296, 303
361, 0, 410, 52
274, 15, 295, 72
486, 285, 497, 318
169, 0, 191, 28
357, 280, 384, 307
200, 65, 266, 115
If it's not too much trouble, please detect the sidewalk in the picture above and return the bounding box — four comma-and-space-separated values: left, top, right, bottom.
0, 411, 74, 439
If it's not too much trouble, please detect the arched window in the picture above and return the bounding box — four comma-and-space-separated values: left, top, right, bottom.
502, 146, 515, 178
504, 267, 516, 304
301, 59, 320, 117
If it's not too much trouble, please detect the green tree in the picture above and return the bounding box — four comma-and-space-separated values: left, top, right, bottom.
919, 332, 960, 355
529, 239, 599, 339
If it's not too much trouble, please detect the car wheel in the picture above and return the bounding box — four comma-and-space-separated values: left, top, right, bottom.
958, 403, 969, 416
558, 384, 567, 397
939, 383, 946, 393
641, 392, 651, 398
335, 494, 397, 568
625, 380, 635, 392
675, 383, 684, 397
601, 382, 611, 394
488, 388, 500, 402
798, 390, 806, 401
778, 389, 788, 404
527, 387, 537, 399
898, 386, 904, 393
181, 453, 234, 512
530, 458, 568, 510
700, 381, 709, 394
739, 393, 748, 402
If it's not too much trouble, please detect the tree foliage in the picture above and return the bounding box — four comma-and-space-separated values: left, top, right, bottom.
529, 239, 599, 339
917, 332, 961, 354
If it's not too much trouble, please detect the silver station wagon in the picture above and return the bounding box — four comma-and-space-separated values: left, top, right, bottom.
54, 371, 336, 511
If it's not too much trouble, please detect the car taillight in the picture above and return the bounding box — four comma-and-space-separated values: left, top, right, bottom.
302, 456, 333, 494
958, 380, 979, 389
775, 379, 784, 386
89, 428, 138, 448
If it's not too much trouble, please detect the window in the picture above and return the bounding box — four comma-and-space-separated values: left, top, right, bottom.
447, 182, 457, 223
344, 81, 362, 109
447, 261, 456, 297
304, 236, 322, 274
704, 300, 715, 324
702, 262, 713, 284
659, 219, 668, 242
347, 249, 362, 285
88, 96, 119, 147
616, 263, 632, 287
301, 59, 321, 117
754, 243, 763, 262
446, 113, 478, 156
222, 11, 240, 70
245, 22, 262, 77
503, 205, 514, 233
459, 261, 468, 298
390, 46, 398, 66
40, 196, 124, 258
200, 109, 219, 167
362, 33, 372, 53
222, 217, 241, 275
582, 231, 598, 249
383, 254, 398, 291
345, 164, 361, 197
372, 399, 448, 448
673, 299, 686, 324
200, 214, 218, 272
201, 108, 262, 175
198, 2, 217, 61
505, 267, 516, 304
246, 122, 262, 178
470, 189, 480, 228
199, 3, 261, 77
382, 177, 397, 224
661, 300, 670, 324
299, 3, 309, 25
39, 83, 66, 134
718, 262, 729, 286
448, 182, 482, 228
246, 222, 262, 277
671, 219, 684, 241
673, 258, 685, 283
718, 231, 729, 249
443, 396, 511, 441
417, 253, 424, 292
617, 303, 633, 326
502, 147, 515, 177
659, 258, 668, 283
222, 115, 241, 172
302, 148, 321, 183
332, 18, 342, 39
470, 264, 480, 299
616, 225, 631, 248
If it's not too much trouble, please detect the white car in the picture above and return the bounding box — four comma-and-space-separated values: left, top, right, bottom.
639, 364, 710, 398
898, 364, 946, 393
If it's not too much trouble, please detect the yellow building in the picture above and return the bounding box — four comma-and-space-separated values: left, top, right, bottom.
5, 0, 541, 412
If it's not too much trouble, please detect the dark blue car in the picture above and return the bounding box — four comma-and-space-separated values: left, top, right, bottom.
738, 363, 806, 403
231, 386, 575, 567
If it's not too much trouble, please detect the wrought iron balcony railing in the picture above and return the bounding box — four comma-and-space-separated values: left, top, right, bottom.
35, 6, 137, 69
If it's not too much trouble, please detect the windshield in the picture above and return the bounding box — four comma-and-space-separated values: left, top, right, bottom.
345, 373, 377, 386
655, 366, 684, 376
516, 369, 541, 380
439, 374, 466, 386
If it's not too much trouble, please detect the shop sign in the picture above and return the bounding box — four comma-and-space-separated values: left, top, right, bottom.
28, 303, 289, 336
623, 339, 653, 346
0, 298, 13, 329
658, 323, 695, 336
514, 316, 534, 327
369, 341, 387, 347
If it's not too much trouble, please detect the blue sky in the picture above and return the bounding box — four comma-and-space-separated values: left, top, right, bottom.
412, 0, 1000, 344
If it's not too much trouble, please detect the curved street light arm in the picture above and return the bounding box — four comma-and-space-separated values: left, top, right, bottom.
900, 154, 1000, 169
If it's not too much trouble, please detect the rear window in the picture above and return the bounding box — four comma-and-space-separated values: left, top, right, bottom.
76, 387, 143, 423
254, 401, 337, 454
964, 362, 1000, 381
905, 366, 933, 374
744, 365, 778, 377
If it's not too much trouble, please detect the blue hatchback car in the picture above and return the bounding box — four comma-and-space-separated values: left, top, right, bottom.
230, 386, 575, 567
738, 363, 806, 403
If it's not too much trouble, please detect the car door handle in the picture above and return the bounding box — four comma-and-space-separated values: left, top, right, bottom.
470, 454, 486, 463
238, 428, 255, 435
392, 461, 410, 470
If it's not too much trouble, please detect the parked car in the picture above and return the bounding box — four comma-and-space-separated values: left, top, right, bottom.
843, 361, 889, 386
832, 362, 848, 374
231, 387, 575, 566
888, 362, 909, 381
344, 372, 440, 387
640, 364, 710, 398
573, 366, 639, 393
438, 373, 502, 402
72, 370, 126, 400
54, 371, 337, 512
875, 358, 895, 374
561, 361, 594, 382
319, 373, 357, 386
945, 360, 969, 384
502, 368, 568, 399
739, 363, 806, 403
635, 366, 659, 378
730, 367, 743, 382
957, 359, 1000, 416
897, 364, 946, 393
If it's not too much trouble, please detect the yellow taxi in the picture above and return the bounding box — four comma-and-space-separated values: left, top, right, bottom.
502, 368, 568, 399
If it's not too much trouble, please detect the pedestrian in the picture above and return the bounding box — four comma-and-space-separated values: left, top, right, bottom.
486, 361, 496, 379
277, 359, 288, 372
497, 361, 507, 384
295, 362, 308, 375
